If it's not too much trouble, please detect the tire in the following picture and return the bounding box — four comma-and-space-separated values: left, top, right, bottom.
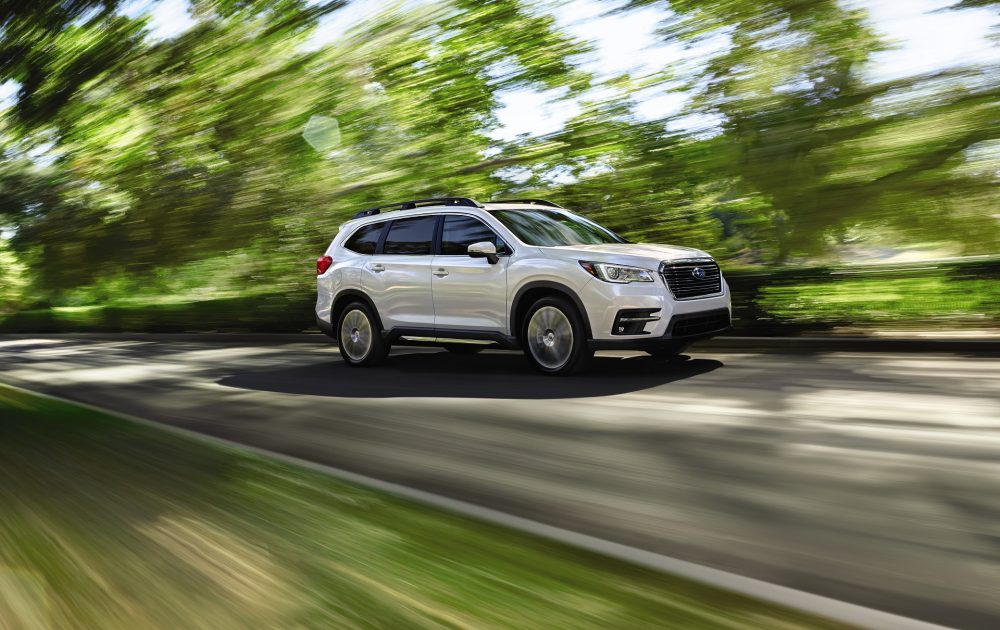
521, 296, 592, 375
336, 301, 389, 367
444, 344, 484, 355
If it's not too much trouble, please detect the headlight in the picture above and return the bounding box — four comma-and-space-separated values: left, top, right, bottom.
579, 261, 655, 284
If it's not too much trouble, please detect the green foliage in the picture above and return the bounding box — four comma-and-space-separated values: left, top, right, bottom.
3, 259, 996, 335
0, 0, 997, 316
0, 293, 314, 333
0, 238, 28, 313
757, 276, 1000, 324
624, 0, 1000, 260
0, 1, 144, 128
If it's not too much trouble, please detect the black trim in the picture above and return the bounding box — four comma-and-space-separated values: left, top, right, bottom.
509, 281, 592, 339
386, 327, 520, 350
374, 220, 390, 254
589, 309, 731, 350
432, 214, 444, 256
667, 308, 731, 337
354, 197, 482, 218
317, 315, 335, 338
612, 309, 660, 335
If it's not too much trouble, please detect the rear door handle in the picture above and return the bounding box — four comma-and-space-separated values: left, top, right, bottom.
433, 268, 449, 277
369, 263, 385, 273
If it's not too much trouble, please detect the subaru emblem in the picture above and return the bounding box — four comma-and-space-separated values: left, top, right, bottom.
691, 267, 706, 280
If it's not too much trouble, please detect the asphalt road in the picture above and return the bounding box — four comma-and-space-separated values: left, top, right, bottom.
1, 336, 998, 628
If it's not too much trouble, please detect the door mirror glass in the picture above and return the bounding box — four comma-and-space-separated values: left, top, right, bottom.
468, 241, 499, 264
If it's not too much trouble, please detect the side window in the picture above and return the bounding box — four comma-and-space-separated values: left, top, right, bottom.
344, 222, 384, 255
382, 216, 437, 255
441, 215, 510, 256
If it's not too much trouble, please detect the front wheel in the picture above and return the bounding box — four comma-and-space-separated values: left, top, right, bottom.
522, 296, 592, 375
337, 301, 389, 367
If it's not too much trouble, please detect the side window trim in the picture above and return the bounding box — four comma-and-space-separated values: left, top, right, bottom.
374, 219, 391, 255
438, 214, 513, 256
433, 214, 444, 256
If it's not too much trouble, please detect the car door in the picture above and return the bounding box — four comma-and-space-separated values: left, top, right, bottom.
362, 215, 437, 330
431, 214, 509, 332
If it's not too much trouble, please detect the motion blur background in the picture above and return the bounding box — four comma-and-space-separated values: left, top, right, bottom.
0, 0, 997, 336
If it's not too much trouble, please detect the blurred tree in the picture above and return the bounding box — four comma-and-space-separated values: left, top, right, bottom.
0, 237, 28, 313
618, 0, 1000, 260
0, 0, 145, 129
489, 86, 727, 250
0, 0, 591, 299
0, 0, 996, 307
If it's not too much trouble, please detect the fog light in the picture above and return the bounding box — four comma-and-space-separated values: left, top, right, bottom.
612, 309, 661, 335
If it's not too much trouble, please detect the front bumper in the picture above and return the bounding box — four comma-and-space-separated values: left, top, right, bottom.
589, 308, 731, 350
578, 271, 732, 342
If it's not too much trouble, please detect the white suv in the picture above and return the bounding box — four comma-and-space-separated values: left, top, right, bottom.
316, 197, 731, 375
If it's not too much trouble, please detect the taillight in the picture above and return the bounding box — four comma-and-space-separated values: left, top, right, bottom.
316, 255, 333, 275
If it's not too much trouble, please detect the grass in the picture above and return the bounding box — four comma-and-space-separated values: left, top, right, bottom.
0, 384, 849, 630
757, 276, 999, 324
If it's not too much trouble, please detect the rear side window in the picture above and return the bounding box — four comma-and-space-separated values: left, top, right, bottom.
441, 215, 509, 255
344, 223, 384, 255
383, 216, 437, 255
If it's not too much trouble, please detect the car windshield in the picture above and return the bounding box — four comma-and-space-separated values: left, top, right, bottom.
489, 209, 627, 247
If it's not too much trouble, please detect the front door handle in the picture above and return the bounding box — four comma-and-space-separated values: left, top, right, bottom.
369, 263, 385, 273
433, 268, 449, 277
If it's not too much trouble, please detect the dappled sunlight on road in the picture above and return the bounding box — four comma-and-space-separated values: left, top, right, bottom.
2, 336, 1000, 626
790, 389, 998, 427
3, 385, 843, 630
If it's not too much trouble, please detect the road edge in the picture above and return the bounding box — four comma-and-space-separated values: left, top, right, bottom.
2, 331, 997, 353
0, 380, 953, 630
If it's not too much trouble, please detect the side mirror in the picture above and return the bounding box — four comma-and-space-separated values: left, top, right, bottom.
468, 241, 499, 264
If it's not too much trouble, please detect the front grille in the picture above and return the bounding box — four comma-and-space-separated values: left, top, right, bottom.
660, 259, 722, 299
669, 309, 731, 338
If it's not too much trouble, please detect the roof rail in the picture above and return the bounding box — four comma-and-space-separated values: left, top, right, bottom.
353, 197, 482, 219
489, 198, 563, 208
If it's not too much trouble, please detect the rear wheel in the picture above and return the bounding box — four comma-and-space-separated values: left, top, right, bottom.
337, 301, 389, 367
522, 296, 592, 375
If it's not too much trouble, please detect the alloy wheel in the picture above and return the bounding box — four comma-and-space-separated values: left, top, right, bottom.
527, 305, 574, 370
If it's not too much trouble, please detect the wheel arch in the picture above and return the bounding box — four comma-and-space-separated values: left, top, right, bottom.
329, 289, 384, 340
510, 281, 592, 341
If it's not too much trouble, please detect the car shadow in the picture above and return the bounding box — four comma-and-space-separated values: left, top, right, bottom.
216, 350, 724, 399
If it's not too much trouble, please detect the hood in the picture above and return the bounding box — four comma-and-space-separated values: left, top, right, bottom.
541, 243, 712, 268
